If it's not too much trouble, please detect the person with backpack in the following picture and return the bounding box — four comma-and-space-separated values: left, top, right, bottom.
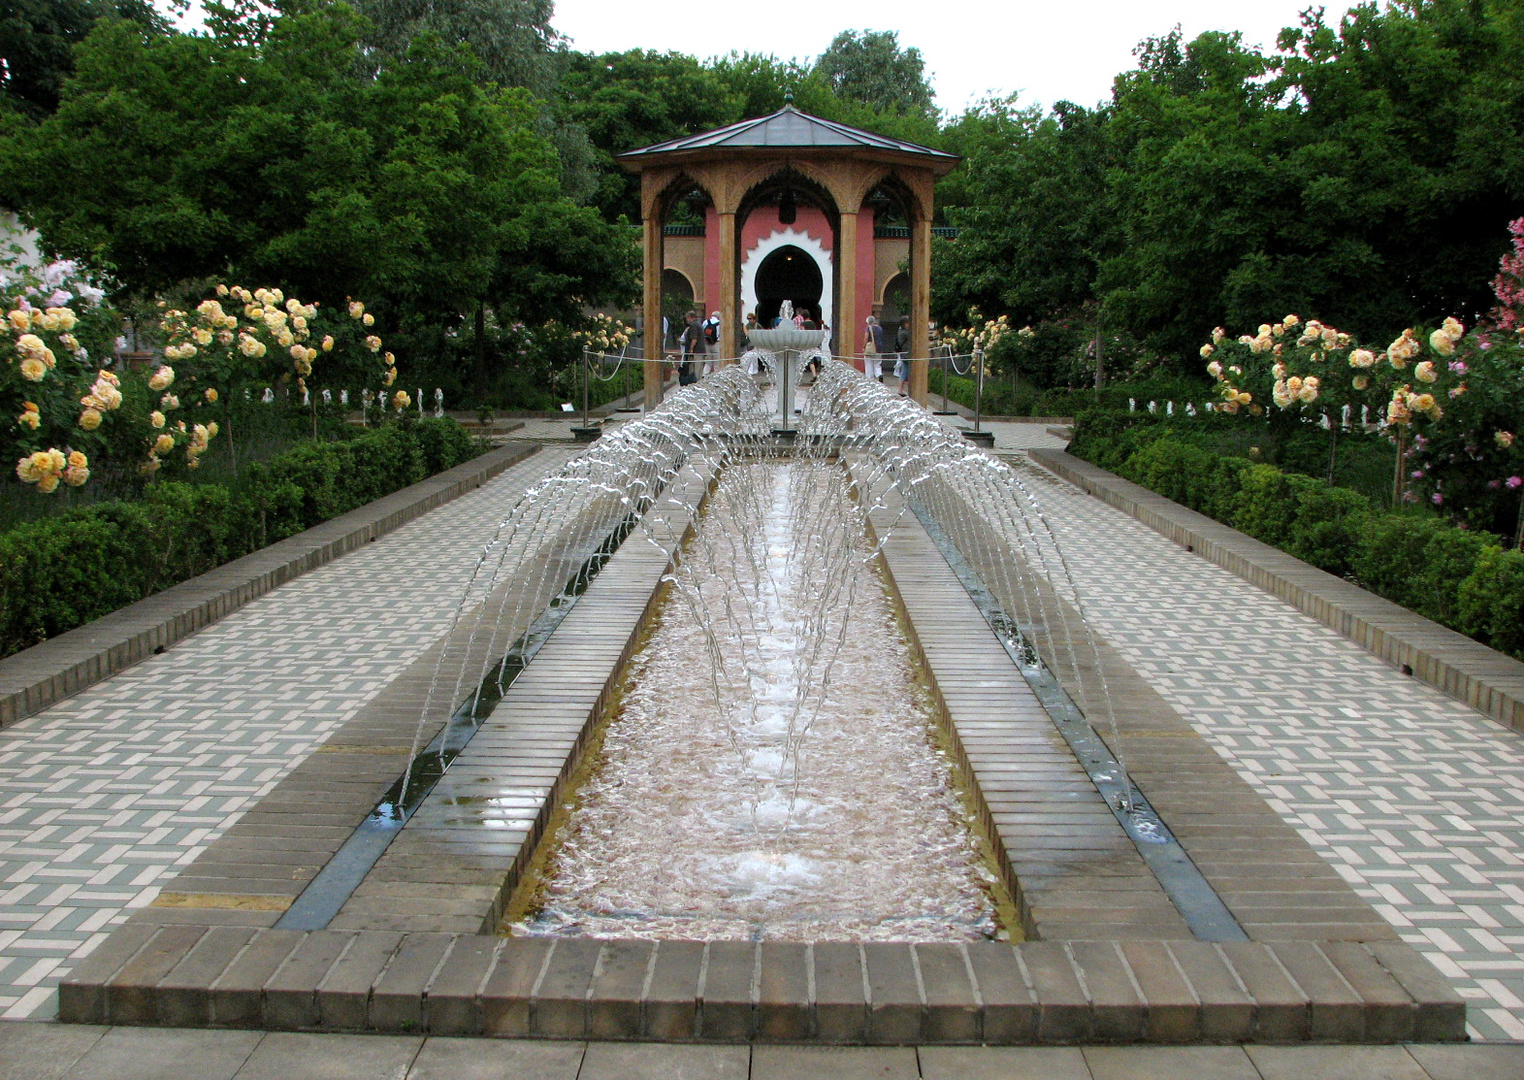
702, 311, 720, 374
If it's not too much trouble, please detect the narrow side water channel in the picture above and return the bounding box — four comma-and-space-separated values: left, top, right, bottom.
501, 460, 1017, 942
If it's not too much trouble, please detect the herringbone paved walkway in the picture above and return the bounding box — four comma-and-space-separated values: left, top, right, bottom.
982, 422, 1524, 1042
0, 446, 580, 1020
2, 412, 1523, 1053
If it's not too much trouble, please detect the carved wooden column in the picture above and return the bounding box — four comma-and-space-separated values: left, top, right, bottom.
910, 211, 932, 404
716, 210, 738, 363
642, 210, 664, 411
836, 208, 859, 360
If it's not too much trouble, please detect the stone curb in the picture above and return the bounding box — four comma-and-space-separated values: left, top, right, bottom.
58, 928, 1464, 1043
1028, 449, 1524, 733
0, 442, 539, 730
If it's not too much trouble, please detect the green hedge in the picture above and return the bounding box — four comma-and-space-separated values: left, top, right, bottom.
1069, 411, 1524, 662
924, 370, 1211, 418
0, 418, 483, 657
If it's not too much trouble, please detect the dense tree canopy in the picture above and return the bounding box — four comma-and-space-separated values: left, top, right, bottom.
0, 3, 635, 328
937, 0, 1524, 374
0, 0, 167, 121
812, 29, 936, 119
1, 0, 1518, 395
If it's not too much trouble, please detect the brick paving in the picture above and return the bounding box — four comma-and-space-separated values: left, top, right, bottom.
0, 446, 579, 1020
977, 422, 1524, 1042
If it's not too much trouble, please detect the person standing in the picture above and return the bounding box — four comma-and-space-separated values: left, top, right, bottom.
864, 316, 884, 380
702, 311, 721, 374
679, 310, 705, 386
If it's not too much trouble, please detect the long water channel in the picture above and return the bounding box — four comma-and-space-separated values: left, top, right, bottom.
502, 459, 1015, 942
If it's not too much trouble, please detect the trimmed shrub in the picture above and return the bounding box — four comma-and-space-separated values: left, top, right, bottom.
1289, 485, 1373, 577
0, 420, 485, 658
1458, 547, 1524, 657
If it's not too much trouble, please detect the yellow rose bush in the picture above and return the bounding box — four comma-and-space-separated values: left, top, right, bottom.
1201, 220, 1524, 536
156, 284, 398, 460
0, 248, 166, 493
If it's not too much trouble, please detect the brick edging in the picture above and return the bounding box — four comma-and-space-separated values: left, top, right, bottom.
0, 442, 540, 729
58, 926, 1465, 1043
1029, 448, 1524, 733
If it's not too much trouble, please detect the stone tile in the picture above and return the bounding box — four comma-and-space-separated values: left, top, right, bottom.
751, 1045, 918, 1080
1083, 1045, 1260, 1080
0, 1021, 106, 1080
917, 1045, 1091, 1080
230, 1031, 422, 1079
404, 1037, 585, 1080
1405, 1043, 1524, 1080
576, 1042, 749, 1080
1246, 1044, 1431, 1080
64, 1026, 263, 1080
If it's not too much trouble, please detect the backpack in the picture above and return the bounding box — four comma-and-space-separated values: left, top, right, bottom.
704, 320, 719, 345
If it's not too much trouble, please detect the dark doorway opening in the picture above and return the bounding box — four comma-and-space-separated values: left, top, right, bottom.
754, 246, 822, 327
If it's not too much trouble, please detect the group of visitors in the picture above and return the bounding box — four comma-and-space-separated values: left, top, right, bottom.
677, 309, 720, 385
863, 315, 913, 394
674, 304, 917, 396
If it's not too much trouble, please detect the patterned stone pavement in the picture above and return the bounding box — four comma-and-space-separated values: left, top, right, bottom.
4, 405, 1524, 1047
978, 421, 1524, 1042
0, 445, 581, 1020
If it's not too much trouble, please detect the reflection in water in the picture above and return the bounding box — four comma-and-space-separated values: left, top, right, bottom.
507, 462, 1003, 941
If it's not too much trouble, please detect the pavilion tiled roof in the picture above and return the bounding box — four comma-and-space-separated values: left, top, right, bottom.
618, 103, 958, 166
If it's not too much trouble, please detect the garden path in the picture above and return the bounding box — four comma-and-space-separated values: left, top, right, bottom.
983, 420, 1524, 1043
0, 445, 581, 1020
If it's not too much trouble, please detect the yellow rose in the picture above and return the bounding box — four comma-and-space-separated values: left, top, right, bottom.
79, 407, 103, 431
64, 466, 89, 488
321, 335, 334, 352
19, 357, 46, 381
1352, 375, 1369, 390
149, 366, 175, 391
365, 335, 381, 352
1415, 360, 1437, 383
393, 391, 411, 410
149, 410, 165, 429
161, 393, 180, 410
36, 474, 59, 494
15, 333, 44, 357
17, 406, 39, 430
153, 434, 175, 455
207, 422, 219, 438
193, 328, 213, 346
1428, 329, 1455, 356
205, 388, 218, 403
7, 309, 30, 331
362, 313, 375, 326
349, 301, 364, 319
67, 450, 87, 470
384, 368, 396, 386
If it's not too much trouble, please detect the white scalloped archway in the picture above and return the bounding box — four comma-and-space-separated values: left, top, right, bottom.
741, 227, 834, 344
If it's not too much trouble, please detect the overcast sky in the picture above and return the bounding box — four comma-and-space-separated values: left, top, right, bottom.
163, 0, 1329, 115
551, 0, 1324, 115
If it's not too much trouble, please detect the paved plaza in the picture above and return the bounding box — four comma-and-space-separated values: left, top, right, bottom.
0, 409, 1521, 1074
1, 1023, 1519, 1080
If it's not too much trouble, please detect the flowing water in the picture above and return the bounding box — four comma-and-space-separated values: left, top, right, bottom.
503, 460, 1010, 941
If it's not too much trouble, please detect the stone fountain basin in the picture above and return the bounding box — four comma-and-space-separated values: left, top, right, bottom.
746, 328, 829, 351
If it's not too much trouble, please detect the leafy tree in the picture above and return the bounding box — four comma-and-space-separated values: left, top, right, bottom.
812, 29, 935, 119
0, 0, 167, 121
558, 49, 743, 220
0, 3, 637, 374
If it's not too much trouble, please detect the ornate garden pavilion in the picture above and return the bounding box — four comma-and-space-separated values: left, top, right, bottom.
618, 100, 960, 407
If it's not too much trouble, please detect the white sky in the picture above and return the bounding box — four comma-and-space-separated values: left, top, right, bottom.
551, 0, 1321, 115
162, 0, 1325, 115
